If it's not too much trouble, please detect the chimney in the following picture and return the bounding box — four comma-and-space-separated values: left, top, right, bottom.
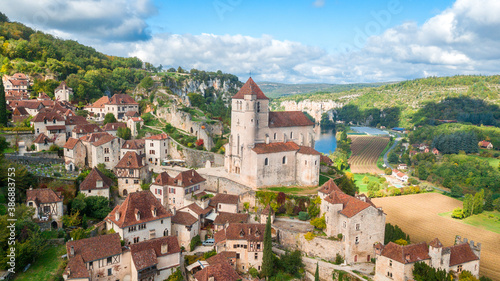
161, 242, 168, 254
70, 246, 75, 257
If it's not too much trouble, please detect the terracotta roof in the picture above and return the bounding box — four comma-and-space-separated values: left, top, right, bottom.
173, 169, 206, 187
108, 94, 138, 105
209, 193, 239, 206
122, 139, 145, 150
33, 133, 52, 144
448, 243, 479, 266
65, 115, 88, 126
380, 242, 431, 264
130, 236, 180, 269
181, 203, 213, 216
125, 111, 139, 117
12, 73, 28, 79
26, 188, 63, 204
320, 155, 333, 165
268, 111, 314, 127
73, 123, 103, 134
33, 111, 65, 122
64, 254, 89, 279
145, 133, 169, 140
115, 151, 145, 169
297, 145, 321, 155
66, 233, 122, 263
194, 259, 240, 281
63, 138, 81, 149
38, 92, 51, 100
106, 190, 172, 228
46, 125, 66, 130
79, 132, 110, 143
91, 133, 116, 147
206, 251, 236, 266
130, 117, 143, 122
214, 223, 266, 244
80, 168, 114, 191
429, 238, 443, 248
13, 106, 29, 115
9, 79, 28, 86
171, 211, 198, 226
154, 172, 173, 186
322, 179, 374, 218
252, 141, 300, 154
89, 96, 109, 108
103, 122, 126, 131
262, 204, 274, 215
56, 81, 71, 90
214, 212, 249, 225
231, 77, 268, 100
318, 179, 342, 194
9, 100, 43, 109
479, 140, 492, 147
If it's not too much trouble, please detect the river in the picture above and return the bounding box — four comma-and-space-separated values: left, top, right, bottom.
314, 127, 337, 155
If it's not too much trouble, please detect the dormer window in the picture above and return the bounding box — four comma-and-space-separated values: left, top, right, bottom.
135, 210, 141, 221
239, 230, 245, 237
96, 180, 103, 188
53, 119, 56, 124
152, 207, 157, 217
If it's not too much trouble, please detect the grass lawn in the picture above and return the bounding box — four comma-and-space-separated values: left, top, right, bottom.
261, 185, 318, 195
438, 210, 500, 234
14, 244, 66, 281
353, 173, 381, 193
468, 155, 500, 169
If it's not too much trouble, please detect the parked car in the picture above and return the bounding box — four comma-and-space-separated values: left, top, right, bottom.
202, 239, 214, 246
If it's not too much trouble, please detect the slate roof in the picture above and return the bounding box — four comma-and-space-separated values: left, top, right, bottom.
115, 151, 145, 169
213, 212, 249, 225
63, 138, 81, 149
26, 188, 63, 204
231, 77, 269, 100
171, 211, 198, 226
106, 190, 172, 228
322, 179, 375, 218
380, 242, 431, 264
209, 193, 239, 206
447, 243, 479, 266
268, 111, 314, 127
66, 233, 122, 263
80, 168, 114, 191
193, 260, 240, 281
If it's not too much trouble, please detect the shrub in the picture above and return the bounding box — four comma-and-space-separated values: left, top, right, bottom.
298, 211, 310, 221
334, 253, 344, 265
385, 167, 392, 175
394, 239, 408, 246
190, 235, 202, 251
248, 267, 259, 278
451, 208, 465, 219
310, 215, 326, 230
304, 232, 315, 241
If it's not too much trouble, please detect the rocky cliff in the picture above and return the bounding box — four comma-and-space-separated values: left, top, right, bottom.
163, 76, 241, 100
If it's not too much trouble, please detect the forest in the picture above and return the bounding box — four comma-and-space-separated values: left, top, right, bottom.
410, 124, 500, 149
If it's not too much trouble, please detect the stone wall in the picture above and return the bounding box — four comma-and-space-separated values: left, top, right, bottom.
5, 154, 64, 165
1, 132, 35, 147
167, 138, 224, 168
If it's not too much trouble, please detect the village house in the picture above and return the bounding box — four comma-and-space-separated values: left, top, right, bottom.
72, 123, 104, 139
214, 223, 266, 272
11, 106, 30, 123
121, 139, 146, 157
79, 168, 114, 199
9, 100, 45, 116
478, 140, 493, 150
37, 92, 51, 101
209, 193, 239, 214
33, 133, 53, 151
259, 204, 275, 224
392, 169, 409, 183
84, 96, 109, 121
85, 94, 139, 121
145, 133, 169, 167
178, 202, 214, 229
224, 78, 320, 188
63, 137, 86, 171
32, 111, 67, 146
114, 151, 149, 196
319, 179, 386, 264
129, 236, 181, 281
194, 251, 240, 281
127, 117, 143, 137
54, 81, 73, 102
2, 73, 29, 93
63, 233, 127, 281
150, 169, 206, 210
214, 212, 249, 232
397, 164, 408, 170
374, 237, 481, 281
26, 187, 64, 229
432, 148, 440, 155
5, 90, 30, 101
171, 210, 200, 249
105, 190, 173, 244
89, 133, 122, 170
64, 111, 89, 139
103, 122, 127, 136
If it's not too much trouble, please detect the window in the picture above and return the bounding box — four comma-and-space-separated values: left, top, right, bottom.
104, 157, 109, 162
355, 236, 359, 244
257, 102, 260, 112
108, 268, 112, 276
457, 265, 463, 273
274, 133, 277, 140
305, 160, 307, 166
356, 224, 360, 231
134, 180, 139, 184
36, 128, 39, 134
343, 221, 346, 228
257, 243, 261, 250
104, 148, 109, 153
236, 253, 240, 259
255, 253, 258, 260
264, 158, 269, 166
107, 257, 112, 265
282, 156, 286, 164
389, 260, 392, 267
158, 189, 162, 195
125, 179, 129, 184
150, 143, 154, 147
387, 272, 392, 278
290, 132, 293, 139
150, 150, 155, 154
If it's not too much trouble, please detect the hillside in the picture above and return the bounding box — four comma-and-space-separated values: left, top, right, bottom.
272, 75, 500, 128
259, 81, 387, 98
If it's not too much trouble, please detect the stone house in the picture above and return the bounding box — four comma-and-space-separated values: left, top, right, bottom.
129, 236, 181, 281
214, 223, 266, 272
127, 117, 143, 137
478, 140, 493, 150
194, 251, 240, 281
63, 137, 86, 171
392, 169, 408, 182
63, 233, 127, 281
102, 122, 127, 136
72, 124, 104, 139
145, 133, 169, 167
224, 78, 320, 188
79, 168, 114, 199
2, 73, 29, 93
114, 151, 149, 196
89, 133, 122, 170
121, 139, 145, 158
150, 169, 206, 210
85, 94, 139, 121
259, 204, 275, 224
319, 179, 386, 264
33, 133, 53, 151
11, 106, 30, 123
84, 96, 109, 121
374, 237, 481, 281
105, 190, 173, 244
54, 81, 73, 102
214, 212, 249, 232
209, 193, 239, 214
32, 111, 67, 146
64, 113, 89, 139
171, 210, 200, 249
26, 188, 64, 229
178, 202, 214, 229
8, 100, 45, 116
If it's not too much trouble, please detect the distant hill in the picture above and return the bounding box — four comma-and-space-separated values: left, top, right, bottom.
258, 81, 388, 98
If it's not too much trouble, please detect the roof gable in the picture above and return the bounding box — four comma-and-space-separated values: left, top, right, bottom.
231, 77, 268, 100
268, 111, 314, 127
80, 168, 114, 191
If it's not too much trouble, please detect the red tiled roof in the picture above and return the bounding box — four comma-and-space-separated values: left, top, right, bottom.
122, 139, 145, 150
268, 111, 314, 127
115, 151, 145, 169
154, 172, 173, 186
80, 168, 114, 191
33, 133, 52, 144
214, 223, 266, 244
46, 125, 66, 130
320, 155, 333, 165
26, 188, 63, 204
297, 145, 321, 155
125, 111, 139, 117
180, 203, 213, 216
171, 211, 198, 226
89, 96, 109, 108
64, 254, 89, 279
103, 122, 126, 131
252, 141, 300, 154
108, 94, 138, 105
193, 259, 240, 281
429, 238, 443, 248
106, 190, 172, 228
209, 193, 239, 206
145, 133, 169, 140
262, 204, 274, 215
91, 133, 116, 147
13, 106, 29, 116
380, 242, 431, 264
213, 212, 249, 225
73, 123, 103, 134
173, 169, 206, 187
79, 132, 110, 143
130, 117, 143, 122
56, 81, 71, 90
322, 179, 374, 218
448, 243, 479, 266
479, 141, 492, 147
231, 77, 268, 100
64, 115, 88, 126
129, 236, 180, 266
9, 100, 44, 109
206, 251, 236, 266
66, 233, 122, 263
63, 138, 81, 149
132, 248, 157, 271
32, 111, 65, 122
318, 179, 342, 194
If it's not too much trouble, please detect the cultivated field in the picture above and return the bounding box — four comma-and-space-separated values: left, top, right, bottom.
372, 193, 500, 280
348, 136, 389, 174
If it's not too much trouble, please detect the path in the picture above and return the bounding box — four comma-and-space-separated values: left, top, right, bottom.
383, 133, 400, 169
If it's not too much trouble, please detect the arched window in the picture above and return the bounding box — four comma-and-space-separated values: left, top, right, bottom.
274, 133, 277, 140
282, 156, 286, 164
264, 158, 269, 166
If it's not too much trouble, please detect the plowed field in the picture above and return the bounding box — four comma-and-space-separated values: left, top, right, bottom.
348, 136, 389, 174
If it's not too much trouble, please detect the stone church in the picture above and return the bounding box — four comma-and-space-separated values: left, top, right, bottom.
224, 78, 320, 188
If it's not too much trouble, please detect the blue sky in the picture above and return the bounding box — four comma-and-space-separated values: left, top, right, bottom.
2, 0, 500, 84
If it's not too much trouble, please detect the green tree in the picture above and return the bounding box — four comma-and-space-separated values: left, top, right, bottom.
315, 262, 320, 281
483, 190, 494, 211
140, 76, 154, 90
413, 261, 452, 281
388, 152, 399, 163
451, 208, 465, 219
310, 215, 326, 230
71, 193, 87, 213
261, 208, 274, 277
472, 189, 484, 215
103, 113, 117, 125
84, 196, 111, 219
362, 176, 370, 184
117, 127, 131, 140
463, 194, 473, 217
0, 80, 6, 126
385, 167, 392, 175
